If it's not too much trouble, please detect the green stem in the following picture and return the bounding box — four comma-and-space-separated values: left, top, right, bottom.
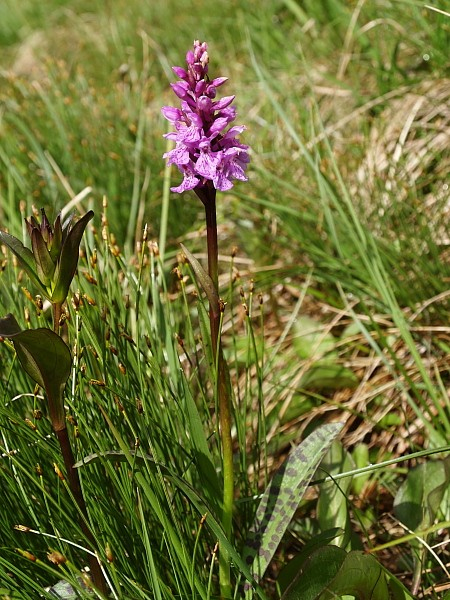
197, 184, 234, 599
367, 520, 450, 553
216, 348, 234, 599
52, 302, 108, 596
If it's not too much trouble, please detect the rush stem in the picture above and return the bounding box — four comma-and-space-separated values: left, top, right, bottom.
198, 183, 234, 599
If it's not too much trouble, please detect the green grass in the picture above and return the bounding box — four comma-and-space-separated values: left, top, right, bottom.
0, 0, 450, 597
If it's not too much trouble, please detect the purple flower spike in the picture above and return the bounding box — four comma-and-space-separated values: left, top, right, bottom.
161, 40, 250, 194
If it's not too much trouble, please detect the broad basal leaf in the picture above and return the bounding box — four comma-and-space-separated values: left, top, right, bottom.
243, 422, 344, 589
281, 545, 346, 600
0, 314, 71, 431
394, 457, 450, 531
277, 528, 345, 594
282, 547, 414, 600
317, 440, 354, 548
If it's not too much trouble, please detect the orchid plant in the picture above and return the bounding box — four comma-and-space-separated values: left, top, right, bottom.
162, 40, 250, 598
161, 43, 349, 600
0, 208, 107, 595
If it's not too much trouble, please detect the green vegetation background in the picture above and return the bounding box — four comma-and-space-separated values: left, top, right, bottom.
0, 0, 449, 598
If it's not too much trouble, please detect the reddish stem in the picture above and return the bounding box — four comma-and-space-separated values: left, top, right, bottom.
196, 182, 233, 598
52, 302, 108, 595
55, 428, 107, 594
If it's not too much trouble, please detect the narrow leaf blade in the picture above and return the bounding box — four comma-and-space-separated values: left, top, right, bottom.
180, 243, 219, 309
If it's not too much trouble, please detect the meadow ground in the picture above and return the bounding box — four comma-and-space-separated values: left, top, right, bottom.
0, 1, 449, 598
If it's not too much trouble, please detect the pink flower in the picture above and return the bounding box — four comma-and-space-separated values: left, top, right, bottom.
161, 40, 250, 194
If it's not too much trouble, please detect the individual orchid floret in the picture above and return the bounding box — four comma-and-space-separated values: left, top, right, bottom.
161, 40, 250, 194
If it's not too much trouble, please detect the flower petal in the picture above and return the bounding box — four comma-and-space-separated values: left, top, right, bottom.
213, 95, 235, 110
161, 106, 182, 123
172, 66, 188, 79
210, 77, 228, 88
171, 81, 190, 99
177, 123, 201, 144
214, 170, 234, 191
208, 117, 229, 136
195, 150, 219, 179
164, 144, 191, 166
171, 170, 199, 193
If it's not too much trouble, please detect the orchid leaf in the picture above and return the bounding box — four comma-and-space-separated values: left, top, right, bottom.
51, 210, 94, 303
180, 243, 219, 309
281, 547, 414, 600
46, 577, 95, 599
321, 551, 389, 599
0, 313, 21, 336
197, 292, 215, 376
317, 441, 354, 548
394, 457, 450, 532
300, 362, 358, 391
244, 422, 344, 585
0, 230, 46, 295
277, 528, 345, 594
0, 314, 71, 431
180, 374, 222, 512
281, 545, 346, 600
293, 315, 336, 360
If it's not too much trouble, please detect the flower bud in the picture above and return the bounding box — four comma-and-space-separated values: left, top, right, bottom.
0, 208, 94, 306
